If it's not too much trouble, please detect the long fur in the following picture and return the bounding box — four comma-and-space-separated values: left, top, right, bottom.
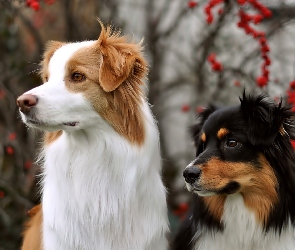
19, 23, 168, 250
173, 93, 295, 250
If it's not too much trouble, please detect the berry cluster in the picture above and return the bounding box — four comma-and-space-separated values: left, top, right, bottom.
26, 0, 55, 11
207, 53, 223, 71
188, 0, 198, 8
189, 0, 272, 88
237, 1, 272, 87
204, 0, 224, 24
173, 202, 189, 220
26, 0, 40, 11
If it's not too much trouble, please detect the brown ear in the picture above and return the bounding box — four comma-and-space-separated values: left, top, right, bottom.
99, 50, 136, 92
96, 21, 144, 92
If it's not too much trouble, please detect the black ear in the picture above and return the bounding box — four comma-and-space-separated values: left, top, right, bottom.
240, 92, 291, 146
190, 105, 217, 143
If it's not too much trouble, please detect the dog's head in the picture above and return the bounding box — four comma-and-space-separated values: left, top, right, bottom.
17, 21, 147, 145
184, 93, 295, 200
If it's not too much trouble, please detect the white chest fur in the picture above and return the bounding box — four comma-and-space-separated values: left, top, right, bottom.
41, 106, 168, 250
194, 194, 295, 250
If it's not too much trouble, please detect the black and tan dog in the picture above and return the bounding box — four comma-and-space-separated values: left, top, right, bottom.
173, 93, 295, 250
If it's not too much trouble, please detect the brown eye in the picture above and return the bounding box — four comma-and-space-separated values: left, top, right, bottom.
227, 139, 238, 147
71, 72, 85, 82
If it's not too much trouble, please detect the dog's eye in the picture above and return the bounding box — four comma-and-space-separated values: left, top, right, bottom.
226, 139, 238, 147
71, 72, 85, 82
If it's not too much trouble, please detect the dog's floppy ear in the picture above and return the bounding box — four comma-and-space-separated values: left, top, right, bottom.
97, 22, 146, 92
240, 92, 290, 146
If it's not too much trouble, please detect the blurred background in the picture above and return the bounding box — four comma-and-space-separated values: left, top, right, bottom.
1, 0, 295, 249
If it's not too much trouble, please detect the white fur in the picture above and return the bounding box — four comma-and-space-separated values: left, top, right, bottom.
20, 42, 168, 250
193, 194, 295, 250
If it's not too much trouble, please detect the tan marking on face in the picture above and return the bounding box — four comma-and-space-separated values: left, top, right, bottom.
201, 132, 206, 142
217, 128, 229, 140
57, 23, 147, 145
44, 131, 62, 145
202, 195, 226, 223
242, 155, 278, 224
198, 155, 277, 224
39, 41, 65, 82
21, 204, 42, 250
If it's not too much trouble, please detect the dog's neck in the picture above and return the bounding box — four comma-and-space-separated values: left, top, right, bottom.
40, 103, 168, 249
194, 194, 295, 250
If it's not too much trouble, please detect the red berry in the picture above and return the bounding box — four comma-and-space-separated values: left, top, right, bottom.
262, 8, 272, 18
207, 53, 216, 62
181, 105, 190, 112
196, 106, 204, 113
237, 0, 247, 4
252, 15, 263, 24
261, 45, 270, 53
8, 133, 16, 141
290, 81, 295, 89
30, 1, 40, 11
256, 76, 268, 87
265, 57, 271, 66
0, 191, 5, 198
237, 21, 245, 28
218, 8, 224, 15
206, 15, 213, 24
259, 37, 266, 45
244, 26, 252, 34
188, 1, 198, 8
6, 146, 14, 155
263, 69, 269, 78
26, 0, 33, 6
204, 5, 211, 14
212, 62, 223, 71
234, 81, 241, 87
24, 161, 33, 170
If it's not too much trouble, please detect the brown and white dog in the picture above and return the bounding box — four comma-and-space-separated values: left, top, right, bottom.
18, 22, 168, 250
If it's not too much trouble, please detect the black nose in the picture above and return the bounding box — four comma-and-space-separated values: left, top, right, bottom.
183, 167, 201, 184
17, 94, 38, 114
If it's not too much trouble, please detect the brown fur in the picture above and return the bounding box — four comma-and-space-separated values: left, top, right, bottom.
44, 131, 63, 145
217, 128, 229, 140
202, 196, 226, 222
21, 205, 42, 250
63, 22, 147, 145
198, 155, 278, 223
201, 132, 206, 142
243, 155, 278, 224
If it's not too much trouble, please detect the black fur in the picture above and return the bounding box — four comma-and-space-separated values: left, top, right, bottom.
172, 93, 295, 250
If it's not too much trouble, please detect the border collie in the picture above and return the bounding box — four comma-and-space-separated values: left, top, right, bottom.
18, 22, 168, 250
173, 93, 295, 250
